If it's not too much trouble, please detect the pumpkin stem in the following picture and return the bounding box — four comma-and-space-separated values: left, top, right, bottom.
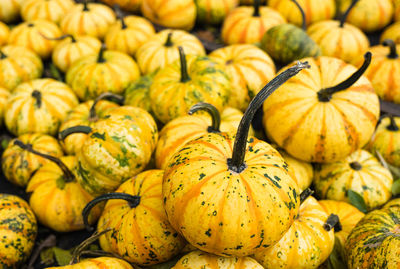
228, 61, 310, 173
31, 90, 42, 109
387, 115, 399, 131
317, 52, 371, 102
89, 92, 124, 121
165, 32, 174, 47
0, 50, 6, 59
83, 0, 89, 11
290, 0, 306, 31
178, 46, 191, 82
97, 44, 107, 63
59, 125, 93, 140
82, 193, 141, 231
253, 0, 261, 17
113, 4, 127, 29
40, 33, 76, 43
383, 39, 398, 59
188, 102, 221, 133
13, 139, 76, 182
300, 188, 314, 204
323, 214, 342, 232
349, 161, 362, 171
340, 0, 359, 27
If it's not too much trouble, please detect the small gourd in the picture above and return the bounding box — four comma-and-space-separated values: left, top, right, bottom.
21, 0, 75, 25
0, 21, 9, 46
0, 0, 24, 23
381, 22, 400, 44
195, 0, 239, 25
0, 87, 9, 126
124, 73, 155, 115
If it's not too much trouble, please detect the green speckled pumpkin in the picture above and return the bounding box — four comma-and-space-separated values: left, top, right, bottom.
124, 72, 155, 115
195, 0, 239, 25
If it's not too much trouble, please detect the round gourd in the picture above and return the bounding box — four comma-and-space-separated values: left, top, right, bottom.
21, 0, 75, 25
172, 250, 264, 268
314, 149, 393, 210
163, 62, 309, 256
263, 54, 379, 162
83, 170, 186, 265
105, 15, 155, 57
2, 133, 63, 187
66, 45, 140, 101
209, 44, 276, 111
60, 2, 116, 40
0, 194, 37, 268
124, 73, 155, 115
100, 0, 142, 13
5, 78, 79, 136
8, 20, 62, 59
141, 0, 196, 31
345, 206, 400, 269
221, 0, 286, 45
0, 87, 9, 126
150, 47, 230, 124
46, 257, 134, 269
0, 21, 9, 46
0, 45, 43, 91
195, 0, 239, 25
381, 22, 400, 44
0, 0, 24, 23
136, 29, 205, 75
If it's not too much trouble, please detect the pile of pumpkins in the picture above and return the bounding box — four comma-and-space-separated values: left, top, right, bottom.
0, 0, 399, 268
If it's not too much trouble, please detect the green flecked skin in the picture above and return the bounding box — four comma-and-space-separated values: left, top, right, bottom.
261, 24, 321, 64
124, 73, 155, 116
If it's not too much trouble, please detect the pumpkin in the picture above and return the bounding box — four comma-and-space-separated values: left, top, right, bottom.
2, 133, 63, 187
51, 34, 102, 73
221, 0, 286, 45
369, 115, 400, 167
395, 0, 400, 21
149, 47, 230, 124
60, 106, 158, 197
345, 205, 400, 269
100, 0, 142, 13
5, 78, 79, 136
0, 45, 43, 91
66, 45, 140, 101
60, 2, 116, 40
105, 15, 155, 57
209, 44, 276, 111
82, 170, 186, 265
8, 20, 62, 59
0, 194, 37, 268
195, 0, 239, 25
141, 0, 196, 31
136, 29, 205, 75
314, 149, 393, 210
21, 0, 75, 25
0, 87, 9, 126
263, 53, 379, 162
0, 21, 9, 46
172, 250, 264, 268
0, 0, 24, 23
381, 22, 400, 44
46, 257, 134, 269
307, 0, 369, 65
163, 62, 308, 256
124, 73, 155, 115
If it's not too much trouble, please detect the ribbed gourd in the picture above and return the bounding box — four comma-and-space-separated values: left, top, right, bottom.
20, 0, 75, 25
46, 257, 134, 269
0, 22, 9, 46
124, 73, 155, 115
0, 87, 9, 126
195, 0, 239, 25
0, 0, 24, 23
381, 22, 400, 44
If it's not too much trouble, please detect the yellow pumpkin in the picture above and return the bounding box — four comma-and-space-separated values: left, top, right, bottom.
46, 257, 134, 269
395, 0, 400, 21
21, 0, 75, 25
195, 0, 239, 25
0, 21, 9, 46
141, 0, 196, 31
5, 78, 79, 136
124, 73, 155, 115
172, 250, 264, 268
0, 45, 43, 91
221, 2, 286, 45
263, 54, 379, 163
381, 22, 400, 44
209, 44, 276, 111
314, 149, 393, 210
136, 29, 205, 75
0, 0, 24, 23
0, 87, 9, 126
100, 0, 142, 13
60, 3, 116, 40
105, 15, 155, 57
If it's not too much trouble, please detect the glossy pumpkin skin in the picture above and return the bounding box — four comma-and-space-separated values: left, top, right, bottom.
0, 87, 9, 126
8, 20, 62, 59
141, 0, 196, 31
100, 0, 142, 13
46, 257, 134, 269
0, 45, 43, 91
172, 250, 264, 268
2, 134, 63, 187
66, 50, 140, 101
0, 0, 24, 23
263, 56, 379, 163
209, 44, 276, 111
221, 6, 286, 45
195, 0, 239, 25
314, 149, 393, 210
163, 132, 300, 256
76, 106, 158, 197
98, 170, 186, 265
345, 206, 400, 269
0, 21, 9, 46
60, 3, 116, 40
381, 22, 400, 44
253, 196, 335, 269
5, 79, 79, 136
136, 29, 205, 75
124, 73, 155, 115
278, 150, 313, 192
0, 194, 37, 268
21, 0, 75, 25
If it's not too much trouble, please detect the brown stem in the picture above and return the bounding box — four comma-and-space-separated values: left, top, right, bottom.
178, 46, 190, 82
97, 44, 106, 63
113, 4, 127, 29
89, 93, 124, 121
300, 188, 314, 204
165, 32, 173, 47
383, 39, 398, 59
31, 90, 42, 108
340, 0, 359, 27
291, 0, 306, 31
387, 115, 399, 131
40, 33, 76, 43
83, 0, 89, 11
59, 125, 92, 140
0, 50, 7, 59
253, 0, 260, 17
188, 102, 221, 133
349, 161, 362, 171
323, 214, 342, 232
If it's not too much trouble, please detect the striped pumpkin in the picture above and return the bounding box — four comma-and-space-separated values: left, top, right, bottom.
5, 78, 79, 136
2, 133, 63, 187
209, 44, 276, 111
0, 45, 43, 91
21, 0, 75, 25
195, 0, 239, 25
0, 0, 24, 23
141, 0, 196, 31
124, 73, 155, 115
381, 22, 400, 44
136, 29, 205, 75
384, 198, 400, 208
46, 257, 134, 269
172, 250, 264, 268
263, 54, 380, 163
0, 21, 9, 46
0, 87, 9, 127
100, 0, 142, 13
105, 15, 155, 57
314, 149, 393, 210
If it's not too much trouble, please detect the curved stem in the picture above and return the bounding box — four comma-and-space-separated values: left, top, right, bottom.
82, 193, 141, 231
97, 44, 106, 63
253, 0, 260, 17
59, 125, 92, 140
188, 102, 221, 133
323, 214, 342, 232
387, 115, 399, 131
300, 188, 314, 204
113, 4, 127, 29
13, 139, 75, 182
0, 50, 6, 59
178, 46, 191, 82
228, 61, 310, 173
350, 161, 362, 171
32, 90, 42, 108
40, 33, 76, 42
340, 0, 359, 27
89, 92, 124, 121
164, 32, 173, 47
383, 39, 398, 59
318, 52, 371, 102
291, 0, 306, 31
